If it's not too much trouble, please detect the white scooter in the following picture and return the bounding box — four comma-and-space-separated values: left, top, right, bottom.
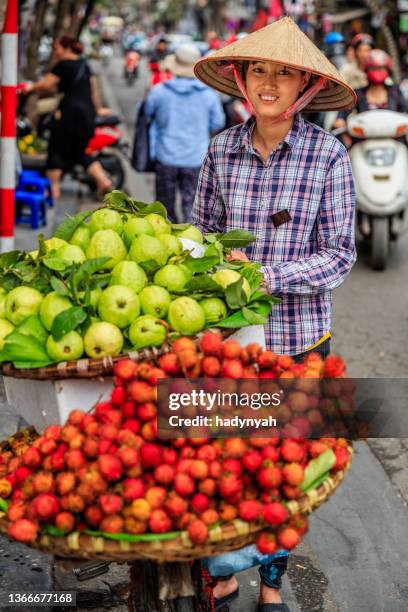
344, 110, 408, 270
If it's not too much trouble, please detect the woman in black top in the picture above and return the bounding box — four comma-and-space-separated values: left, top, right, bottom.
27, 36, 112, 199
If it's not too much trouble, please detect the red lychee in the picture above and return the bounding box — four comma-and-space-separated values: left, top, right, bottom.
242, 450, 263, 473
222, 339, 242, 360
281, 440, 305, 463
224, 438, 247, 458
187, 519, 208, 544
140, 443, 162, 469
97, 455, 123, 481
282, 485, 302, 500
218, 473, 242, 501
99, 493, 123, 515
199, 331, 223, 356
288, 514, 309, 536
198, 478, 217, 497
84, 505, 103, 527
32, 493, 60, 521
174, 473, 195, 497
114, 358, 138, 380
257, 465, 282, 489
201, 356, 221, 377
118, 446, 139, 468
68, 409, 86, 428
222, 458, 242, 477
256, 531, 277, 554
22, 448, 42, 469
131, 498, 151, 521
128, 380, 153, 403
277, 526, 300, 550
189, 460, 208, 480
100, 515, 124, 533
196, 444, 217, 462
162, 448, 178, 465
221, 359, 244, 379
282, 463, 304, 486
145, 486, 166, 509
83, 438, 99, 458
44, 424, 62, 441
332, 447, 350, 472
7, 501, 26, 522
111, 386, 127, 406
172, 337, 196, 353
263, 502, 288, 526
201, 509, 219, 526
56, 472, 76, 496
149, 509, 172, 533
50, 452, 65, 472
191, 492, 210, 514
14, 466, 32, 485
238, 499, 262, 522
165, 494, 187, 518
122, 419, 141, 434
8, 519, 38, 543
55, 511, 75, 533
136, 402, 157, 422
158, 352, 181, 375
122, 478, 145, 502
65, 450, 86, 471
257, 351, 278, 370
154, 464, 175, 485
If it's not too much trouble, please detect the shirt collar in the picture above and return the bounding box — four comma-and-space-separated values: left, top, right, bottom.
227, 113, 305, 154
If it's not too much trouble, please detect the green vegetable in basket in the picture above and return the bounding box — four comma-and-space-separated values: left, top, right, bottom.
301, 448, 336, 492
0, 331, 52, 366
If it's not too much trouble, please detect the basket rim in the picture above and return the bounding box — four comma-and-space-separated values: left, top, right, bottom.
0, 447, 353, 561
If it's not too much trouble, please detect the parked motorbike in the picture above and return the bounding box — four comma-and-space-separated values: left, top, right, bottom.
123, 50, 140, 85
18, 97, 126, 194
337, 110, 408, 270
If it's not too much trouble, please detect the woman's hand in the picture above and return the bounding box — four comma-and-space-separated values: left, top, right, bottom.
98, 106, 113, 116
226, 250, 249, 262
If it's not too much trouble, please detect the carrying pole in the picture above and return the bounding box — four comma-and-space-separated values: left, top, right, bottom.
0, 0, 18, 252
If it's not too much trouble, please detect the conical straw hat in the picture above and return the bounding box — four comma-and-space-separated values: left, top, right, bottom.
194, 17, 356, 112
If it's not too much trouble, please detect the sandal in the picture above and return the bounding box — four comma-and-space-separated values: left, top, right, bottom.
215, 587, 239, 609
258, 604, 290, 611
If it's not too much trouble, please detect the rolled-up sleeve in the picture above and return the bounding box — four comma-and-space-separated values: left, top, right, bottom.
261, 152, 357, 295
191, 148, 226, 234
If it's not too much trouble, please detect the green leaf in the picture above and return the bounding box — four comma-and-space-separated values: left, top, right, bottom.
183, 255, 219, 274
43, 256, 69, 272
103, 190, 132, 209
0, 251, 23, 267
54, 210, 93, 241
241, 307, 267, 325
217, 230, 255, 248
51, 306, 87, 341
240, 266, 263, 291
249, 291, 282, 305
185, 276, 221, 293
38, 234, 47, 258
89, 274, 110, 290
213, 310, 249, 328
139, 259, 161, 274
0, 333, 51, 363
225, 278, 248, 309
137, 201, 168, 219
301, 471, 330, 493
171, 223, 191, 231
74, 257, 111, 288
43, 525, 67, 537
204, 233, 219, 244
301, 449, 336, 492
50, 277, 69, 296
12, 360, 53, 369
83, 529, 181, 543
0, 497, 9, 512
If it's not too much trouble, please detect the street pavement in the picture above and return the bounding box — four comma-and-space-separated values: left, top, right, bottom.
0, 53, 407, 611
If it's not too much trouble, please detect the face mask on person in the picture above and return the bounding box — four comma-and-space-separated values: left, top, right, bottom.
366, 68, 388, 85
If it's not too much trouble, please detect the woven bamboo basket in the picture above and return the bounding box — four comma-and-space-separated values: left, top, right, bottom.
0, 435, 353, 562
0, 330, 236, 380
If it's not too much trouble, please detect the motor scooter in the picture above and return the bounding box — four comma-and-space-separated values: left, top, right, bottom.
339, 110, 408, 269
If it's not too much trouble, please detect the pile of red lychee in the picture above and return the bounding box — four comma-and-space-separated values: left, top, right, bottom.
0, 332, 351, 556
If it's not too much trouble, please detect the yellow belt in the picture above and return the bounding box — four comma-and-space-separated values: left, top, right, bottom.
305, 331, 331, 352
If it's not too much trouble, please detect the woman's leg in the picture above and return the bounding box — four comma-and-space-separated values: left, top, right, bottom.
86, 160, 113, 195
46, 169, 63, 200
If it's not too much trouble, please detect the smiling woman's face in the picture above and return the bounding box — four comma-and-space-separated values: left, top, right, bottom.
245, 60, 310, 119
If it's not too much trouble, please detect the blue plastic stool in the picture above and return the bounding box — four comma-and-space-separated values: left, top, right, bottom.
17, 170, 54, 208
15, 191, 47, 230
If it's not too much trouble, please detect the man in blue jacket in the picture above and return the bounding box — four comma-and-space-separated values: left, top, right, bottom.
145, 44, 225, 222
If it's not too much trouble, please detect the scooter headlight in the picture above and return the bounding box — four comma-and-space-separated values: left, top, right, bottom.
365, 148, 395, 166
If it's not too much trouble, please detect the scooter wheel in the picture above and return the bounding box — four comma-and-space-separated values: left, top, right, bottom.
371, 217, 389, 270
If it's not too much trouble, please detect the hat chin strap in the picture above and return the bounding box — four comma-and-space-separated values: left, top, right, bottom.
230, 63, 328, 123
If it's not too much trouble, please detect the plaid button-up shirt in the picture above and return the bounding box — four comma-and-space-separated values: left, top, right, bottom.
192, 114, 356, 355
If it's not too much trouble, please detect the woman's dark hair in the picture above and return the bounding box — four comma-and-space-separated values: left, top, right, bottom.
57, 35, 84, 55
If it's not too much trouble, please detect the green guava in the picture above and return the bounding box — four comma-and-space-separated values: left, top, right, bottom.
123, 216, 154, 247
70, 224, 91, 252
57, 244, 86, 264
199, 297, 228, 324
173, 225, 204, 244
158, 234, 183, 256
139, 285, 171, 318
84, 321, 124, 358
110, 261, 148, 294
39, 292, 72, 331
98, 285, 140, 329
89, 208, 123, 235
153, 265, 189, 292
128, 235, 168, 268
129, 315, 167, 349
144, 213, 171, 236
87, 230, 127, 270
46, 330, 84, 362
168, 297, 205, 335
0, 319, 14, 350
212, 269, 251, 300
5, 287, 43, 326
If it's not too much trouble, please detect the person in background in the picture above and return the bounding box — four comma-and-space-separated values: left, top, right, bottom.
334, 49, 407, 142
149, 36, 172, 86
340, 32, 374, 90
25, 35, 112, 199
145, 44, 225, 222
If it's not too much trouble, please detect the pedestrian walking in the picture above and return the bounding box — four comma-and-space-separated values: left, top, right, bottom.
340, 32, 374, 90
24, 35, 112, 200
145, 44, 225, 222
192, 17, 357, 610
